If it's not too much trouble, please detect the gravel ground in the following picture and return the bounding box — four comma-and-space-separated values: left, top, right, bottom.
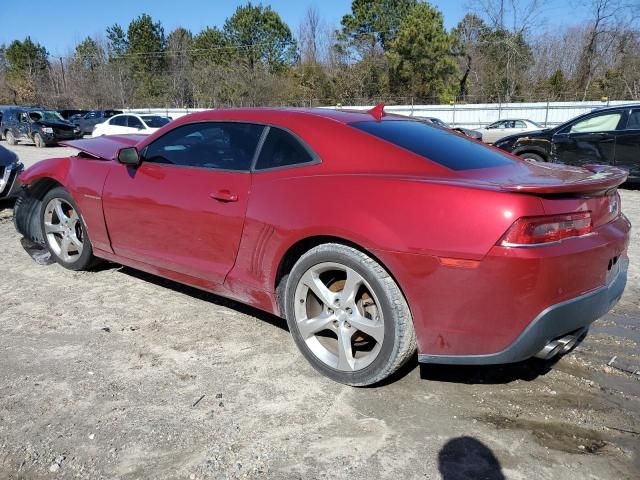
0, 144, 639, 479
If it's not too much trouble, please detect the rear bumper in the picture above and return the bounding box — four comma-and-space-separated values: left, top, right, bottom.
419, 256, 628, 365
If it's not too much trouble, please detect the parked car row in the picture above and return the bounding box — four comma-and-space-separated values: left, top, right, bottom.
0, 107, 175, 147
492, 104, 640, 184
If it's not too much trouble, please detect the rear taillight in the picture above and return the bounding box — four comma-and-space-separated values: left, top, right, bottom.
499, 212, 593, 246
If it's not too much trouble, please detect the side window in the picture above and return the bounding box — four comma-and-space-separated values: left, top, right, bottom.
143, 122, 264, 171
128, 116, 144, 129
515, 120, 526, 128
625, 110, 640, 130
254, 127, 315, 170
569, 112, 622, 133
110, 116, 126, 126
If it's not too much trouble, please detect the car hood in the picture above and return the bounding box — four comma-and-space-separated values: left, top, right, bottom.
36, 120, 77, 130
60, 135, 146, 160
495, 129, 551, 143
0, 145, 19, 166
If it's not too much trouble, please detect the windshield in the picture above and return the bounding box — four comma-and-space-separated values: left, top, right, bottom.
141, 115, 171, 128
529, 120, 543, 128
350, 120, 517, 171
29, 110, 65, 122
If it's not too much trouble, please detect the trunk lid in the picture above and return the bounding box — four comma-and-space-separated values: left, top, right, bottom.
461, 159, 628, 195
60, 135, 146, 160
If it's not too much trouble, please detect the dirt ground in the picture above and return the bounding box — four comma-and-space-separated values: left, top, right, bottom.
0, 144, 639, 480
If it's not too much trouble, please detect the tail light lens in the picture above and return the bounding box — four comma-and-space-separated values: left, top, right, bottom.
500, 212, 593, 246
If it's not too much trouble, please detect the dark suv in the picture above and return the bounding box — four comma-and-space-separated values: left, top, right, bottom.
493, 104, 640, 183
77, 110, 123, 135
2, 108, 80, 147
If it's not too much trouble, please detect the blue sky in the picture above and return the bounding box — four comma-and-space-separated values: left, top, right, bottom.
1, 0, 592, 56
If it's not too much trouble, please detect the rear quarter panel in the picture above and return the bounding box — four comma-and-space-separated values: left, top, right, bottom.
225, 171, 546, 322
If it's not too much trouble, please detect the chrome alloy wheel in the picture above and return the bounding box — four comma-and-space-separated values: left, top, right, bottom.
294, 262, 385, 372
43, 198, 84, 263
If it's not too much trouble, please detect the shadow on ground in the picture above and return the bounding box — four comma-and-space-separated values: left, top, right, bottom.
439, 436, 505, 480
420, 356, 559, 384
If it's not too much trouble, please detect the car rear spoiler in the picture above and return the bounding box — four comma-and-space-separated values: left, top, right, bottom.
500, 165, 628, 194
60, 135, 145, 160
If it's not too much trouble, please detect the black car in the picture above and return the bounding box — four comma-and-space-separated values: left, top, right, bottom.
77, 110, 123, 135
493, 104, 640, 183
0, 145, 23, 199
2, 108, 81, 147
424, 117, 482, 140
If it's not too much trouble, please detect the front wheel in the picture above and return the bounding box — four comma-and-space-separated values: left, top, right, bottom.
40, 187, 97, 270
34, 133, 46, 148
284, 243, 416, 386
519, 152, 545, 162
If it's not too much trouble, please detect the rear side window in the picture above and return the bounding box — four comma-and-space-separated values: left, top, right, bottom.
350, 120, 517, 171
254, 127, 315, 170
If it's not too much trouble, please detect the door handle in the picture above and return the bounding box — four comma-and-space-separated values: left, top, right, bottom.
210, 190, 239, 202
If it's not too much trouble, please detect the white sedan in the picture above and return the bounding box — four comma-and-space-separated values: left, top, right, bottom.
479, 119, 543, 144
92, 114, 171, 137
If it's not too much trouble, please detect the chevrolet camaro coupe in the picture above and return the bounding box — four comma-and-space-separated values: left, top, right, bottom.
13, 106, 630, 386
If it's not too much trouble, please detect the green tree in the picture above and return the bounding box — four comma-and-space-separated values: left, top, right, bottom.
223, 3, 297, 72
127, 14, 167, 105
339, 0, 417, 56
73, 37, 104, 71
387, 3, 458, 102
3, 37, 49, 103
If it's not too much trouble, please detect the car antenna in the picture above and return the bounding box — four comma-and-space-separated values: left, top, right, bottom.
367, 102, 386, 121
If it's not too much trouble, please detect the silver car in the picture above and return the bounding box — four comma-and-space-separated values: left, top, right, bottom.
479, 119, 543, 144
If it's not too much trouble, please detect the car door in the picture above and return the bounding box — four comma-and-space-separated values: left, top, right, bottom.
126, 115, 145, 134
614, 108, 640, 181
17, 112, 31, 139
551, 110, 623, 167
102, 121, 265, 284
483, 121, 507, 143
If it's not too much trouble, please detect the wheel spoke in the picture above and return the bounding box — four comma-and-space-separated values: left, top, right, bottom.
53, 199, 69, 223
59, 235, 72, 261
69, 233, 83, 251
301, 270, 336, 307
349, 313, 384, 343
44, 222, 65, 234
336, 328, 356, 371
298, 312, 334, 339
342, 267, 363, 305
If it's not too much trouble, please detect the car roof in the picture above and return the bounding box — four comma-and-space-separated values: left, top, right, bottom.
172, 107, 412, 126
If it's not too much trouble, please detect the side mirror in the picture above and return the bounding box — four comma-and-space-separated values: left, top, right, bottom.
118, 147, 141, 166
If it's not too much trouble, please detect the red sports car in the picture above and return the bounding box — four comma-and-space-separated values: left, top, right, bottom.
14, 106, 631, 386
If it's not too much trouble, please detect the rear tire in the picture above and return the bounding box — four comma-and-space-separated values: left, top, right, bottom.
519, 152, 545, 162
6, 130, 17, 145
40, 187, 97, 271
284, 243, 416, 386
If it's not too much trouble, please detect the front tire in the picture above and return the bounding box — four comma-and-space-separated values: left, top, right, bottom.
40, 187, 97, 270
519, 152, 545, 162
34, 133, 46, 148
284, 243, 416, 386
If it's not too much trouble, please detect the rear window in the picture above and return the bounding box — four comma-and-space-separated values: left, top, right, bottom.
350, 120, 517, 171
